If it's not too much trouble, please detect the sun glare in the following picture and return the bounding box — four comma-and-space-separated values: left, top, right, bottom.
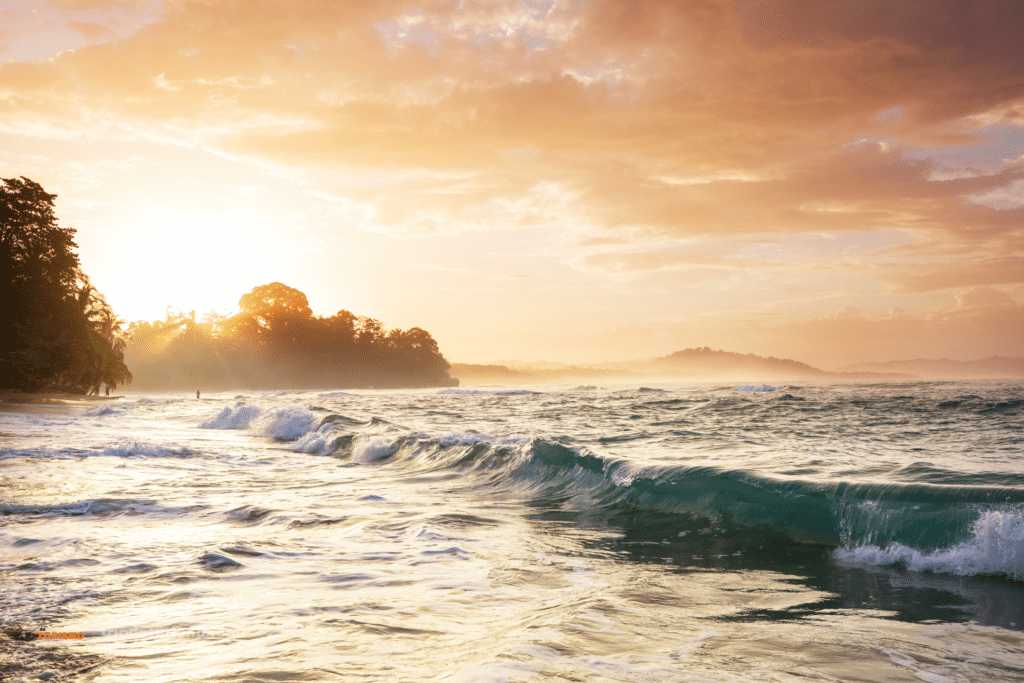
111, 205, 278, 322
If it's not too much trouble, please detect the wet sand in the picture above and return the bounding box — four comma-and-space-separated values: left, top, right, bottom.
0, 392, 121, 413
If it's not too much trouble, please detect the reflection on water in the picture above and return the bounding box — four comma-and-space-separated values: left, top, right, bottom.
1, 383, 1023, 681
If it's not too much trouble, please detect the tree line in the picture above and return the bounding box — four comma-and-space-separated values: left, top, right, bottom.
2, 177, 457, 393
1, 177, 131, 393
126, 282, 457, 389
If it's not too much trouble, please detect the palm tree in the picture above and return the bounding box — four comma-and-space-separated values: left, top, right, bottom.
62, 276, 132, 394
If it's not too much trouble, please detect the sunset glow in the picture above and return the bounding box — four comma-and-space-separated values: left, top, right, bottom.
2, 0, 1022, 366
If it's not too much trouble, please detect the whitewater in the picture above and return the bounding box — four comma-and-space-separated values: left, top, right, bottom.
2, 380, 1023, 682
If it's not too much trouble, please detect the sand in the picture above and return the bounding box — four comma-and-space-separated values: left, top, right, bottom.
0, 391, 122, 413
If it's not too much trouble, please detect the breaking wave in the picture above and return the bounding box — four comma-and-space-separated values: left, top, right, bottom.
205, 402, 1024, 579
836, 509, 1024, 580
187, 393, 1024, 581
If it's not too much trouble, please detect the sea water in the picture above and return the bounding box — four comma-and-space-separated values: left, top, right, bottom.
1, 381, 1023, 682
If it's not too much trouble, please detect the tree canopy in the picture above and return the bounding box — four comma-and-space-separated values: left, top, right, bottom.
125, 283, 457, 390
1, 177, 132, 393
239, 282, 312, 323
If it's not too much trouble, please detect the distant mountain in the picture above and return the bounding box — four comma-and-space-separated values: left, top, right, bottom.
448, 363, 531, 384
836, 356, 1024, 379
451, 347, 902, 386
650, 347, 831, 380
449, 363, 633, 385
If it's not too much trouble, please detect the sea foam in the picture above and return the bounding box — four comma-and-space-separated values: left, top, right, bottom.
352, 436, 400, 463
201, 403, 262, 429
201, 403, 315, 440
291, 424, 347, 454
102, 441, 193, 457
291, 425, 329, 454
835, 509, 1024, 580
436, 388, 537, 395
84, 404, 127, 417
405, 431, 533, 447
248, 406, 316, 440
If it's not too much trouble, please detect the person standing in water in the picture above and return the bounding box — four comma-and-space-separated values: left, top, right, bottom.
196, 389, 200, 399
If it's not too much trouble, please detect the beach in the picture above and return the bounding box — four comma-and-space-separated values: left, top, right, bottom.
0, 393, 122, 417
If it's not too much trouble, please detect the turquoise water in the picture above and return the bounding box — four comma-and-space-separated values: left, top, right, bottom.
2, 381, 1023, 681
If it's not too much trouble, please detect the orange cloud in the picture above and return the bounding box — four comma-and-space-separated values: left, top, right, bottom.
890, 257, 1024, 293
68, 20, 118, 41
763, 287, 1024, 366
1, 0, 1021, 363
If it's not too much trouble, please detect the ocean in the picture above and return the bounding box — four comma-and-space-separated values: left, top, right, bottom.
2, 380, 1023, 682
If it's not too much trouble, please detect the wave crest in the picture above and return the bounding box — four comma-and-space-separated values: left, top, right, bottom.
249, 406, 316, 440
835, 509, 1024, 580
102, 441, 194, 457
201, 403, 262, 429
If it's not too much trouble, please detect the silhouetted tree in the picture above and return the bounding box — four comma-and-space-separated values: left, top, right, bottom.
0, 177, 131, 392
239, 283, 311, 327
124, 282, 456, 390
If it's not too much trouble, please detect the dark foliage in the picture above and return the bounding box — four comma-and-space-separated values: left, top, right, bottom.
126, 283, 457, 390
0, 177, 131, 393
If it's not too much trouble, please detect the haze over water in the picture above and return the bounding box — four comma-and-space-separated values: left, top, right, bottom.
2, 380, 1023, 681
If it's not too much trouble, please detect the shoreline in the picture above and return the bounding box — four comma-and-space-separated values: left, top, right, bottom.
0, 392, 122, 413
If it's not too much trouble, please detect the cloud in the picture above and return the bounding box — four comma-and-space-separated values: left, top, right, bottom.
945, 286, 1021, 317
764, 287, 1024, 366
1, 0, 1022, 362
68, 20, 118, 41
4, 1, 1022, 186
47, 0, 153, 8
889, 256, 1024, 293
573, 249, 753, 275
15, 0, 1020, 268
968, 178, 1024, 210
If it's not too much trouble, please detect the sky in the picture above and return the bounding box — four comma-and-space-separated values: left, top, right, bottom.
1, 0, 1022, 367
